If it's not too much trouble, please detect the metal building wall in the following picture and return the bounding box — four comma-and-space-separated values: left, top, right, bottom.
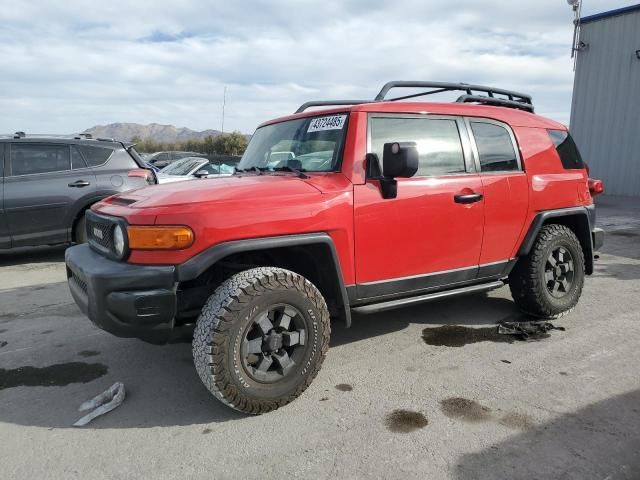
569, 9, 640, 196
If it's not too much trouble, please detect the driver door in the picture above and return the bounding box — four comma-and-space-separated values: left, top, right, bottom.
354, 114, 485, 301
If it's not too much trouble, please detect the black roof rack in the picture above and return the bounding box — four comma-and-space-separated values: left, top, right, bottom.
13, 131, 26, 139
295, 100, 370, 114
295, 81, 534, 114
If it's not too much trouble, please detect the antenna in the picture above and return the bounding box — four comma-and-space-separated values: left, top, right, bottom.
569, 0, 585, 70
221, 86, 227, 134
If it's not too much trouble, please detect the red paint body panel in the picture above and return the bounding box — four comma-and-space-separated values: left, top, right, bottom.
354, 176, 484, 283
478, 173, 529, 264
91, 101, 593, 293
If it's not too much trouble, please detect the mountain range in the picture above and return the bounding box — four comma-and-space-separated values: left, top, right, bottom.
83, 123, 224, 143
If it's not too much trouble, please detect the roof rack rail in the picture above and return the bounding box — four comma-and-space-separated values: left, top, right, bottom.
97, 137, 115, 142
295, 100, 370, 114
13, 131, 26, 139
294, 81, 534, 114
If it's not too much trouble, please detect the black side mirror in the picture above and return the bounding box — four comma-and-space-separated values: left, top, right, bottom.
366, 142, 418, 199
382, 142, 419, 178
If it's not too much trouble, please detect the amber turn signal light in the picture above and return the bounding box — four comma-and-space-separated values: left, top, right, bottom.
127, 226, 194, 250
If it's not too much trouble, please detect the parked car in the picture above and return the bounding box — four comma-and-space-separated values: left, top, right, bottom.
156, 156, 235, 184
144, 151, 205, 169
66, 80, 604, 415
0, 133, 155, 249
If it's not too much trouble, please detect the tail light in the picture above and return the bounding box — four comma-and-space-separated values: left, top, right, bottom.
588, 178, 604, 196
128, 169, 157, 185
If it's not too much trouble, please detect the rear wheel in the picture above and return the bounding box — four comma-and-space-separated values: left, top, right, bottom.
509, 224, 585, 318
192, 267, 331, 414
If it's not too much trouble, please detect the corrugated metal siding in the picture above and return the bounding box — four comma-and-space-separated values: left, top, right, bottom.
570, 10, 640, 196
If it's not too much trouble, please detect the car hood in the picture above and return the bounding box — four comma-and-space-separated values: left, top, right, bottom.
113, 173, 325, 208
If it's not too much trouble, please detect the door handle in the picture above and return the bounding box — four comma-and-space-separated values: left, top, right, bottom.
454, 193, 483, 204
68, 180, 91, 188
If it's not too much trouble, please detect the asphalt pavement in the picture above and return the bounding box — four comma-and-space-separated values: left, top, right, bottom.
0, 195, 638, 480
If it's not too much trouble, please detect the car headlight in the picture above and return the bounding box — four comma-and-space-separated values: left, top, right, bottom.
113, 224, 126, 258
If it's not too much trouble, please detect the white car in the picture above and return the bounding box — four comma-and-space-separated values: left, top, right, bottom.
156, 156, 234, 184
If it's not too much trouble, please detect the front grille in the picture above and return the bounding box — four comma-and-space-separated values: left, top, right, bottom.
85, 210, 125, 259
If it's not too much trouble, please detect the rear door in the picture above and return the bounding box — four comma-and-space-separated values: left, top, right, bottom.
4, 142, 96, 247
466, 118, 528, 269
0, 144, 10, 248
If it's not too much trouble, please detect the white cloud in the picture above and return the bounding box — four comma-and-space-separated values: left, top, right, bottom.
0, 0, 635, 134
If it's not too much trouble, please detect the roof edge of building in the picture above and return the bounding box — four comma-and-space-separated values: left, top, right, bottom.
581, 3, 640, 24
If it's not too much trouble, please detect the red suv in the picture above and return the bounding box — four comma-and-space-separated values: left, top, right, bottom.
65, 81, 604, 414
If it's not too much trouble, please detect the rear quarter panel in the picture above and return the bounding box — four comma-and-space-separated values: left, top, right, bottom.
510, 126, 592, 257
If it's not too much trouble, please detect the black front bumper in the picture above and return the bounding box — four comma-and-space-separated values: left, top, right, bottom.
66, 244, 177, 344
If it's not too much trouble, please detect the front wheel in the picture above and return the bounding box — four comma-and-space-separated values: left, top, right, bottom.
509, 224, 585, 319
193, 267, 331, 414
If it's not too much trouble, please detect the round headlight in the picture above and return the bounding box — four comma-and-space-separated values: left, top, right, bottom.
113, 225, 126, 258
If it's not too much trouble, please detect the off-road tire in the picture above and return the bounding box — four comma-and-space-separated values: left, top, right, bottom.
509, 224, 585, 319
193, 267, 331, 414
74, 215, 87, 244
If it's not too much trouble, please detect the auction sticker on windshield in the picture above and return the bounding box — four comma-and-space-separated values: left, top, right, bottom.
307, 115, 347, 133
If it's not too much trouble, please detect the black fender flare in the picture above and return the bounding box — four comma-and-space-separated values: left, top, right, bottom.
517, 206, 595, 274
176, 233, 352, 327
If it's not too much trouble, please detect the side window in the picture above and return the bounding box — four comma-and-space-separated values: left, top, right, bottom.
10, 144, 71, 176
200, 163, 220, 174
470, 122, 519, 172
370, 117, 466, 176
71, 146, 88, 169
547, 130, 584, 169
76, 145, 113, 167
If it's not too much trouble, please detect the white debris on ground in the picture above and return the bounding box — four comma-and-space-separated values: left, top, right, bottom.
73, 382, 126, 427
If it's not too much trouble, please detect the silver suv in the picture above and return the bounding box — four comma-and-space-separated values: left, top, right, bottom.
0, 132, 156, 249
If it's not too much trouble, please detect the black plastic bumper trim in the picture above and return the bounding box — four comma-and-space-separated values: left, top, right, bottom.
65, 244, 176, 344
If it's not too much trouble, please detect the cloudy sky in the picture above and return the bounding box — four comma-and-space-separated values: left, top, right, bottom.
0, 1, 634, 135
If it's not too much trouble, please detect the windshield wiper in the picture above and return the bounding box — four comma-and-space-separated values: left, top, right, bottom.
272, 166, 309, 179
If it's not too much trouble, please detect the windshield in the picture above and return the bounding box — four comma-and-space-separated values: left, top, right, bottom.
161, 157, 205, 175
238, 113, 349, 172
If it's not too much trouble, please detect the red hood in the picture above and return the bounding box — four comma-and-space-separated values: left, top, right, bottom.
110, 174, 325, 209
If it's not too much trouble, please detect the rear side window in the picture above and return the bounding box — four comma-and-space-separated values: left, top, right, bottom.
10, 144, 71, 175
470, 122, 519, 172
370, 116, 466, 176
71, 146, 88, 169
77, 145, 113, 167
548, 130, 584, 169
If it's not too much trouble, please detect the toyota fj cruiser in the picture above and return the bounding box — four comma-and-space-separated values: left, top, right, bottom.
65, 81, 605, 414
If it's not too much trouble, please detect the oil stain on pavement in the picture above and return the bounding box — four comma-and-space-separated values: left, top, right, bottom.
77, 350, 100, 358
385, 409, 429, 433
335, 384, 353, 392
440, 397, 492, 422
422, 326, 515, 347
0, 341, 7, 348
498, 412, 535, 430
0, 362, 108, 390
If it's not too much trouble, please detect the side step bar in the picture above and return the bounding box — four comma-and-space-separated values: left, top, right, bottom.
351, 281, 505, 314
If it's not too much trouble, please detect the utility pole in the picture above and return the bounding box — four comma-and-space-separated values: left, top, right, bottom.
221, 86, 227, 134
